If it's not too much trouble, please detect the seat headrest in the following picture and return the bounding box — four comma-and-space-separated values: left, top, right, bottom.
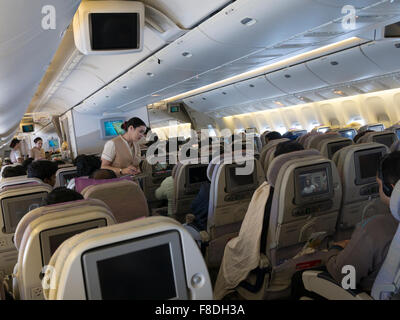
75, 176, 132, 193
390, 180, 400, 222
267, 149, 321, 187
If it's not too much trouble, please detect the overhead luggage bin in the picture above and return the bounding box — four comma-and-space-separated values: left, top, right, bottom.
267, 64, 328, 94
306, 47, 383, 85
360, 40, 400, 74
234, 75, 286, 101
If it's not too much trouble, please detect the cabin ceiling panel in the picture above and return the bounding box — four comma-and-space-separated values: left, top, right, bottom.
141, 0, 231, 29
234, 76, 286, 101
306, 47, 383, 85
267, 64, 329, 94
361, 40, 400, 74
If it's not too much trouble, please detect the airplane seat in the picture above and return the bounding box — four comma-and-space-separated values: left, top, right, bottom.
0, 183, 52, 277
319, 137, 353, 159
391, 140, 400, 152
0, 176, 44, 190
333, 143, 390, 240
54, 166, 78, 188
74, 175, 132, 193
260, 138, 289, 172
174, 162, 209, 223
233, 149, 341, 300
261, 139, 290, 176
308, 133, 341, 151
81, 179, 149, 223
358, 131, 398, 148
206, 155, 265, 268
43, 216, 213, 300
302, 179, 400, 300
260, 131, 270, 147
0, 164, 18, 181
13, 199, 115, 300
142, 160, 173, 203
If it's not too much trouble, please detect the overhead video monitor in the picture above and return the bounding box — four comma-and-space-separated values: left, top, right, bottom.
354, 148, 386, 185
1, 192, 48, 234
40, 219, 107, 266
225, 162, 257, 194
338, 129, 357, 140
82, 230, 188, 300
368, 124, 384, 132
327, 140, 352, 159
73, 1, 145, 55
384, 21, 400, 38
49, 139, 59, 149
21, 124, 34, 133
100, 118, 126, 140
373, 133, 396, 148
294, 163, 333, 205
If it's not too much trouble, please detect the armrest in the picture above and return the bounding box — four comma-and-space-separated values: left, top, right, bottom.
302, 271, 372, 300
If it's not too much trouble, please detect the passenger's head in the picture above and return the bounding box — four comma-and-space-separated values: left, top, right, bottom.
45, 187, 84, 205
265, 131, 282, 144
10, 138, 20, 149
353, 130, 373, 143
2, 165, 26, 178
27, 160, 58, 186
33, 137, 43, 149
74, 154, 101, 177
89, 169, 117, 180
377, 151, 400, 206
121, 117, 147, 142
22, 158, 34, 171
274, 141, 304, 157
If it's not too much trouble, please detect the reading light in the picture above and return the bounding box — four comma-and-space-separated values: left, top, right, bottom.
241, 18, 257, 26
147, 72, 155, 77
182, 52, 192, 58
163, 37, 362, 103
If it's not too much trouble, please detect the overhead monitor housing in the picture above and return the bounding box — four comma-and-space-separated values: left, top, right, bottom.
100, 117, 127, 140
73, 1, 145, 55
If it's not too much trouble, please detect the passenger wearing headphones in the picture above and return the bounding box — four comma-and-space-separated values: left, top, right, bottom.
325, 151, 400, 292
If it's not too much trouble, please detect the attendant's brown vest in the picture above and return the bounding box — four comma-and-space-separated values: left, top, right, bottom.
111, 136, 141, 171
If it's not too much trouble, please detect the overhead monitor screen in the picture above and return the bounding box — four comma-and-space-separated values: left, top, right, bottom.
384, 22, 400, 38
82, 231, 188, 300
339, 129, 357, 140
90, 13, 139, 50
373, 134, 395, 148
188, 166, 208, 184
298, 169, 329, 197
103, 120, 125, 137
49, 139, 59, 148
369, 124, 384, 132
22, 124, 34, 133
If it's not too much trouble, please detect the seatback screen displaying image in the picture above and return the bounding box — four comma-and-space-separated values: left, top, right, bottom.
225, 162, 257, 193
60, 172, 78, 187
49, 139, 59, 148
294, 163, 333, 205
354, 148, 385, 185
373, 133, 395, 148
339, 129, 357, 140
82, 231, 188, 300
369, 124, 384, 132
327, 140, 352, 159
1, 192, 48, 233
152, 162, 174, 176
90, 13, 139, 51
40, 219, 107, 266
187, 165, 208, 185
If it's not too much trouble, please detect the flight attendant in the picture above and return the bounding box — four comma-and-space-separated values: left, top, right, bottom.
101, 117, 147, 177
29, 137, 46, 160
9, 138, 23, 164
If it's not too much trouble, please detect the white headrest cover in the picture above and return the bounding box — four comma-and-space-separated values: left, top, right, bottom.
390, 180, 400, 222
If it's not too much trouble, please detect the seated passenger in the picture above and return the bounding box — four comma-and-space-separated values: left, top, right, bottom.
44, 186, 84, 205
325, 151, 400, 292
89, 169, 117, 180
1, 165, 26, 178
274, 140, 304, 157
264, 131, 282, 145
155, 166, 175, 218
27, 160, 58, 187
22, 158, 34, 171
67, 154, 101, 190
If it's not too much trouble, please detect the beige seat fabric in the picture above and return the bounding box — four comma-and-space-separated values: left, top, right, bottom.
82, 180, 149, 223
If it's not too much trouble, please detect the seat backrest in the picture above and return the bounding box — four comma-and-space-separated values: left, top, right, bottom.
81, 180, 149, 223
308, 133, 341, 150
359, 131, 398, 148
260, 138, 289, 171
266, 149, 341, 266
0, 183, 52, 276
54, 166, 78, 188
0, 176, 43, 190
15, 199, 116, 300
142, 161, 173, 202
371, 180, 400, 300
334, 143, 389, 233
75, 175, 132, 193
44, 216, 212, 300
319, 137, 353, 159
206, 154, 265, 267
